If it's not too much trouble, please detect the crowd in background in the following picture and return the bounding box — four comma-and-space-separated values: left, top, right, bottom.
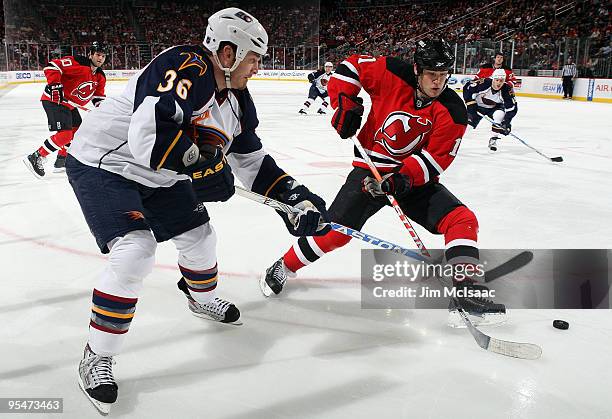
320, 0, 610, 75
1, 0, 610, 76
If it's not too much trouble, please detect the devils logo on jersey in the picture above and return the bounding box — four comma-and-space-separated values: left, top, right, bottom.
72, 81, 97, 102
374, 111, 432, 156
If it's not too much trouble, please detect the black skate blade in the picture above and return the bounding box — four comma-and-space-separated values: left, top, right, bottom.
78, 374, 112, 415
190, 311, 243, 325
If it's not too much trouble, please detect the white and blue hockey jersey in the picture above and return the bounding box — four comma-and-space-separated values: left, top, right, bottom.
307, 69, 332, 94
463, 78, 518, 119
69, 45, 288, 195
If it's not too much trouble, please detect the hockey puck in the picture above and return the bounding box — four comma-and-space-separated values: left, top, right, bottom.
553, 320, 569, 330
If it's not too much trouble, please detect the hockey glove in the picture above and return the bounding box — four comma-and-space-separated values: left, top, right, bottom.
45, 83, 64, 104
184, 144, 235, 202
276, 182, 331, 236
331, 93, 364, 139
362, 172, 412, 198
499, 120, 511, 135
92, 97, 105, 107
307, 73, 315, 83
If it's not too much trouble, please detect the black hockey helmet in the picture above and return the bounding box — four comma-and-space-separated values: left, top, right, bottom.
494, 51, 504, 58
89, 41, 107, 55
414, 39, 454, 73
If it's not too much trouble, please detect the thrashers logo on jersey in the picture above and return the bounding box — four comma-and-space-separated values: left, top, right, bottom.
374, 111, 432, 156
72, 81, 97, 102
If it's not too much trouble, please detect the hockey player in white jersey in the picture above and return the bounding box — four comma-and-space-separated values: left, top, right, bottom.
463, 68, 518, 151
299, 61, 334, 114
66, 8, 330, 414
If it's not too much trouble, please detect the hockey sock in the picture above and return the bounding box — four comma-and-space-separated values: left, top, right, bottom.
178, 263, 218, 305
38, 130, 73, 157
58, 144, 69, 157
283, 230, 351, 272
89, 288, 137, 357
88, 231, 155, 356
437, 205, 479, 264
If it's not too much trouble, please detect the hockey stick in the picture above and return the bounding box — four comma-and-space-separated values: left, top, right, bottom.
236, 185, 541, 358
350, 137, 542, 359
456, 308, 542, 359
478, 113, 563, 162
65, 99, 92, 112
234, 185, 534, 279
234, 186, 426, 261
350, 137, 431, 258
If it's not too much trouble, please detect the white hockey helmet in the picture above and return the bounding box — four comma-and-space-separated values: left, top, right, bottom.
204, 8, 268, 85
491, 68, 506, 80
324, 61, 333, 68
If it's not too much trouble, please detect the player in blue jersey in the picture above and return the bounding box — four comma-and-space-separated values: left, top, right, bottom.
67, 8, 330, 414
299, 61, 334, 114
463, 68, 518, 151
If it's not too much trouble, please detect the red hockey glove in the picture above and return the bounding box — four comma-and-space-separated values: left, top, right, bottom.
45, 83, 64, 104
331, 93, 364, 139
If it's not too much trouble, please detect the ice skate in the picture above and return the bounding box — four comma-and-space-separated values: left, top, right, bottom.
78, 344, 117, 415
23, 151, 46, 178
448, 282, 507, 328
298, 109, 307, 114
488, 136, 499, 152
260, 258, 295, 297
53, 154, 67, 173
177, 278, 241, 324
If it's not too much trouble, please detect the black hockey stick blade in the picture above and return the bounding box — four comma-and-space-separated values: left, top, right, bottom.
485, 251, 534, 283
551, 156, 564, 162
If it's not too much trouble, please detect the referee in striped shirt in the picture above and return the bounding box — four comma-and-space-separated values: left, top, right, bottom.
561, 57, 577, 99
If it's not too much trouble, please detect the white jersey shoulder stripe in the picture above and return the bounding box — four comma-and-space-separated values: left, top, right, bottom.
341, 60, 359, 78
331, 73, 362, 89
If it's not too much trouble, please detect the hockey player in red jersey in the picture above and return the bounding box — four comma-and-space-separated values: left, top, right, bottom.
475, 51, 516, 87
263, 39, 506, 327
23, 41, 107, 178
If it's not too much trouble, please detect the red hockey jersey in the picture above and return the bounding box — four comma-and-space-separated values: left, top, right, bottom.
41, 55, 106, 109
328, 55, 467, 187
475, 65, 516, 87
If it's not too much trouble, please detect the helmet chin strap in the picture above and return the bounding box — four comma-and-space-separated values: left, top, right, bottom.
212, 51, 243, 90
414, 70, 449, 108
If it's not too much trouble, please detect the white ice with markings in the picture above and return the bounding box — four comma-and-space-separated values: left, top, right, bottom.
1, 80, 611, 418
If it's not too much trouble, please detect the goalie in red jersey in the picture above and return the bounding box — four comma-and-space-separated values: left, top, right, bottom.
23, 41, 107, 178
263, 39, 507, 327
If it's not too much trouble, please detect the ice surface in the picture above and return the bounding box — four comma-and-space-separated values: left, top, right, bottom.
0, 80, 610, 418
